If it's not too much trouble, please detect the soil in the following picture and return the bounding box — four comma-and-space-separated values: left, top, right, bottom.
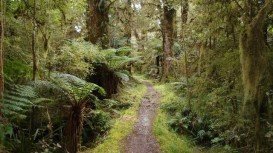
124, 82, 160, 153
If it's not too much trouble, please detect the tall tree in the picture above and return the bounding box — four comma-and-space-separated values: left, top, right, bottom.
86, 0, 110, 49
161, 0, 176, 81
239, 0, 272, 151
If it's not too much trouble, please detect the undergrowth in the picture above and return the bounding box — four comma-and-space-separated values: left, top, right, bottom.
154, 83, 235, 153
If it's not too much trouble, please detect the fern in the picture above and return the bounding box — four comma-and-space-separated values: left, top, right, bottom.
2, 85, 37, 120
2, 81, 57, 120
51, 73, 105, 102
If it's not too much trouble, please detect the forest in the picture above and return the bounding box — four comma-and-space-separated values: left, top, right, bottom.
0, 0, 273, 153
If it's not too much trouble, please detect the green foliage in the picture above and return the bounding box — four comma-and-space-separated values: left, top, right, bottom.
155, 83, 237, 153
0, 123, 13, 144
51, 73, 105, 101
3, 0, 273, 152
97, 48, 141, 70
53, 40, 99, 77
53, 40, 140, 83
139, 38, 162, 74
154, 111, 194, 153
4, 60, 32, 83
99, 99, 132, 111
2, 85, 37, 120
83, 110, 111, 144
0, 73, 106, 152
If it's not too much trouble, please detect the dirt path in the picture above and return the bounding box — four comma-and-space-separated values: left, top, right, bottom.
124, 82, 160, 153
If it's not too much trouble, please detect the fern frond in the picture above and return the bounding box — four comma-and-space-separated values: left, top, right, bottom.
3, 103, 25, 112
52, 73, 105, 102
2, 85, 37, 120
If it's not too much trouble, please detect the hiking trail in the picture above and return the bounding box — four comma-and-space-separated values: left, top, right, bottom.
124, 82, 160, 153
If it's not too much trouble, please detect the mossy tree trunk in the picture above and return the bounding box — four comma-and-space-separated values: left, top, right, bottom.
161, 1, 175, 81
64, 101, 86, 153
87, 0, 109, 49
239, 0, 272, 152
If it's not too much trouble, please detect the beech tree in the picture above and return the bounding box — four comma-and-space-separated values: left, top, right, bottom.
239, 0, 273, 151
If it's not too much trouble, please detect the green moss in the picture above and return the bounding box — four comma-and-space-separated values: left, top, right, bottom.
154, 111, 194, 153
82, 81, 147, 153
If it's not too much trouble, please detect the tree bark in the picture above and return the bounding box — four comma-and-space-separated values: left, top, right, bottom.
240, 0, 272, 152
161, 1, 175, 81
87, 0, 109, 49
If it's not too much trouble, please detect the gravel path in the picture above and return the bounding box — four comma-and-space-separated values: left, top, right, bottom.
124, 82, 160, 153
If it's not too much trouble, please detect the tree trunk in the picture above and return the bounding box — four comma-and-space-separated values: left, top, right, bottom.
124, 0, 132, 46
161, 1, 175, 81
181, 0, 190, 108
32, 0, 38, 81
64, 103, 85, 153
42, 32, 52, 78
87, 0, 109, 49
240, 1, 272, 152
